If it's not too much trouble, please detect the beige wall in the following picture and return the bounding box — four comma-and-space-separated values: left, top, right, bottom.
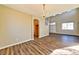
0, 5, 33, 48
48, 8, 79, 36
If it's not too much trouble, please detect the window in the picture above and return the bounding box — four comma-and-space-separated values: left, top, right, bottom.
62, 22, 74, 30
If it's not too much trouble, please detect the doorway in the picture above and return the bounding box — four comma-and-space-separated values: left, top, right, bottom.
34, 19, 39, 39
49, 22, 56, 33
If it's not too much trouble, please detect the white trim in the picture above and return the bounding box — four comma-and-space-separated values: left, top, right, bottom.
0, 39, 34, 50
50, 32, 79, 36
39, 34, 49, 38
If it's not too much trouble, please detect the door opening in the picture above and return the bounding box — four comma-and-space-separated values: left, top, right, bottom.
49, 22, 56, 33
34, 19, 39, 39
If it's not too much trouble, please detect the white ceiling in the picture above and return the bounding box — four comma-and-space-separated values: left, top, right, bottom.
4, 4, 79, 17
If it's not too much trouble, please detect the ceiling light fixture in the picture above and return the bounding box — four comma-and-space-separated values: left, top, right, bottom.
42, 4, 46, 20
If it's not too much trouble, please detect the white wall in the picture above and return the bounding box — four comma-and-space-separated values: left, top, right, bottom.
0, 5, 33, 48
39, 17, 49, 38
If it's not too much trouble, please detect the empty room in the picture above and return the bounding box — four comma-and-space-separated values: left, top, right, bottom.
0, 4, 79, 55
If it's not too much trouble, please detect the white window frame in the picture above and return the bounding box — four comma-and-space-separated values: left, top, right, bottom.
62, 22, 74, 30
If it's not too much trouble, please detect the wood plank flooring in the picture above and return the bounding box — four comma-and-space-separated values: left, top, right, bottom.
0, 33, 79, 55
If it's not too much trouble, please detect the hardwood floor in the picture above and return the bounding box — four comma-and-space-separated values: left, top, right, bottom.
0, 33, 79, 55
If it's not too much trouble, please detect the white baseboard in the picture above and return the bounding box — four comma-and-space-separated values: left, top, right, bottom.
39, 34, 49, 38
50, 32, 79, 36
0, 39, 34, 50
